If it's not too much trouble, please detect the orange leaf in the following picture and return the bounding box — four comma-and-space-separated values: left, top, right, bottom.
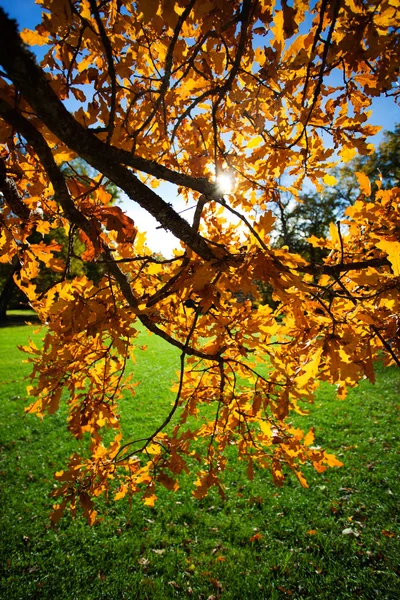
376, 240, 400, 276
97, 206, 137, 243
323, 452, 344, 468
143, 494, 157, 507
249, 532, 263, 542
20, 27, 49, 46
303, 428, 315, 447
382, 530, 395, 538
355, 172, 371, 196
296, 347, 323, 388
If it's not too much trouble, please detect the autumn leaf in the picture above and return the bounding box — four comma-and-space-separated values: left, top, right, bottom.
97, 206, 137, 243
20, 27, 49, 46
323, 453, 344, 468
296, 347, 323, 388
339, 146, 357, 163
381, 530, 395, 538
249, 532, 263, 543
376, 240, 400, 276
254, 210, 275, 239
323, 174, 337, 186
143, 494, 157, 507
247, 135, 264, 149
355, 172, 372, 196
303, 428, 315, 447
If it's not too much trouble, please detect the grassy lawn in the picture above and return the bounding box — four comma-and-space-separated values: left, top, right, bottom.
0, 315, 399, 599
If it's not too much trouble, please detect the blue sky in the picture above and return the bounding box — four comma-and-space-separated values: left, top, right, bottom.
1, 0, 42, 31
1, 0, 399, 255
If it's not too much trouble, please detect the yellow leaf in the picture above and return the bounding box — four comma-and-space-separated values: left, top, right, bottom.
323, 452, 344, 468
80, 0, 92, 20
296, 347, 323, 388
376, 240, 400, 275
303, 428, 315, 446
329, 222, 340, 246
254, 210, 275, 237
323, 174, 337, 186
295, 470, 309, 488
247, 135, 263, 149
339, 146, 357, 163
36, 221, 51, 235
20, 28, 49, 46
259, 420, 271, 437
115, 485, 128, 501
355, 172, 371, 196
53, 148, 77, 164
271, 10, 284, 50
144, 494, 157, 507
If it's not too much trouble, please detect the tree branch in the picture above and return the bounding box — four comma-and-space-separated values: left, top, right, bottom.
0, 9, 219, 261
0, 98, 226, 362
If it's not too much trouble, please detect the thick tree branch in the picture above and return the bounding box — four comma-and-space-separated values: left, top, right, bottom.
0, 98, 225, 362
303, 256, 391, 276
0, 156, 30, 220
0, 10, 218, 198
0, 9, 219, 261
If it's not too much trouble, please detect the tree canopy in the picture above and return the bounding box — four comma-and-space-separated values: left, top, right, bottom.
271, 124, 400, 261
0, 0, 399, 524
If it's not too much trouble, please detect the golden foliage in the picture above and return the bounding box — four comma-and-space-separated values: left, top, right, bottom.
0, 0, 399, 523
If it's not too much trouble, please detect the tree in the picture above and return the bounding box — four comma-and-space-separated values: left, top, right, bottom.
271, 189, 340, 260
322, 123, 400, 206
0, 157, 119, 321
0, 0, 399, 524
271, 124, 400, 264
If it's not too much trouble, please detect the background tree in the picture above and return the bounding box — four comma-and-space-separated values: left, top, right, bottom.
0, 157, 119, 321
271, 124, 400, 263
324, 124, 400, 205
0, 0, 399, 524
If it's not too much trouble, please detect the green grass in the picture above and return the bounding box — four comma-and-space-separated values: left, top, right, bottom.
0, 318, 399, 599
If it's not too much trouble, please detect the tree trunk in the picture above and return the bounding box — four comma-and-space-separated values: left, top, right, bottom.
0, 257, 21, 323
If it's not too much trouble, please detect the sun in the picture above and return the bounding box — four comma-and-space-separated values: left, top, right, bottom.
216, 171, 235, 194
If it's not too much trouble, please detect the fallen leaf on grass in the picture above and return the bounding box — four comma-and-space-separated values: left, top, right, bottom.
306, 529, 317, 535
249, 532, 263, 542
138, 557, 150, 568
382, 530, 395, 538
278, 585, 293, 596
151, 548, 166, 555
210, 578, 223, 591
342, 528, 360, 537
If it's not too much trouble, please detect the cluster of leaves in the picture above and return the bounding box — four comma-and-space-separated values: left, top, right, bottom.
271, 125, 400, 261
0, 0, 399, 524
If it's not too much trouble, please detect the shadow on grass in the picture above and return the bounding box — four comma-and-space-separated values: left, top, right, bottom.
0, 311, 40, 327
